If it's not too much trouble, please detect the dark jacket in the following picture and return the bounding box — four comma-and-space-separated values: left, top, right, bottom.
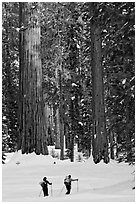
41, 180, 52, 188
40, 179, 52, 196
64, 176, 78, 186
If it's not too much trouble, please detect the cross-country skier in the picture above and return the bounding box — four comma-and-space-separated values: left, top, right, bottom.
64, 175, 78, 194
39, 177, 52, 197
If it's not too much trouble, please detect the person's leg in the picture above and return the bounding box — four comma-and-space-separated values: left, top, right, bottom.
66, 185, 71, 194
43, 187, 48, 196
66, 184, 69, 194
68, 185, 71, 194
43, 188, 46, 197
45, 187, 49, 196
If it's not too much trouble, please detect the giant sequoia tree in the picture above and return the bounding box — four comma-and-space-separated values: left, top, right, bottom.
89, 3, 109, 164
18, 2, 48, 154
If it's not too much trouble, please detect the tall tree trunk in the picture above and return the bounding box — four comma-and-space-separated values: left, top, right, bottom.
55, 67, 61, 149
44, 104, 54, 145
49, 104, 54, 145
44, 103, 50, 144
89, 3, 109, 163
69, 100, 75, 162
18, 2, 48, 155
55, 108, 61, 149
59, 70, 64, 160
54, 68, 64, 159
54, 18, 64, 159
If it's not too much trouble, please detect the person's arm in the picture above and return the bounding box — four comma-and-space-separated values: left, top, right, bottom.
47, 180, 52, 185
71, 178, 78, 182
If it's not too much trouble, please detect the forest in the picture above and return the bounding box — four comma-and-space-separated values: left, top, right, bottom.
2, 2, 135, 164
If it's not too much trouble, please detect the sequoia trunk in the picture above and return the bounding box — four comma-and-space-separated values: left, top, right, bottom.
89, 3, 109, 163
18, 3, 48, 155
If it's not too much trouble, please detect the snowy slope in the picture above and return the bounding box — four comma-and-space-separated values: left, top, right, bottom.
2, 151, 135, 202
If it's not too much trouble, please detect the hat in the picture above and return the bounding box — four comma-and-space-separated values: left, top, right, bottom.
43, 177, 47, 181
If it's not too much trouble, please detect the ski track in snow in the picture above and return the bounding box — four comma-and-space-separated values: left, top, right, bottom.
2, 151, 135, 202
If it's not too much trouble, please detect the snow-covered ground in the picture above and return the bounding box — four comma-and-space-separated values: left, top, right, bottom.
2, 149, 135, 202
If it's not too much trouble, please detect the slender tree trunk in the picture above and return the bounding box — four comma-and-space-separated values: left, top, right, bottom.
64, 123, 70, 149
55, 108, 61, 149
89, 3, 109, 163
110, 131, 115, 159
59, 70, 64, 160
54, 66, 61, 149
69, 100, 75, 162
18, 2, 48, 155
18, 2, 23, 150
54, 20, 64, 159
44, 103, 50, 144
44, 104, 54, 145
126, 103, 132, 162
49, 105, 54, 145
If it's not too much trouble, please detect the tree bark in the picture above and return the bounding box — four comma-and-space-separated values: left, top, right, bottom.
55, 108, 61, 149
54, 22, 64, 159
69, 100, 75, 162
54, 67, 61, 149
110, 131, 115, 159
59, 70, 64, 160
18, 2, 48, 155
89, 3, 109, 163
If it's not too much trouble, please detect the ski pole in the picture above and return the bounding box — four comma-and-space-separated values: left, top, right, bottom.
39, 189, 42, 197
59, 185, 64, 195
77, 180, 79, 192
51, 184, 53, 196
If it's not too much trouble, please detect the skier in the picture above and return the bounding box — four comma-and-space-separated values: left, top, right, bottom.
39, 177, 52, 197
64, 175, 78, 194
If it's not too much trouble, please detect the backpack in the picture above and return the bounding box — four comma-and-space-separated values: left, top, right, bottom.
39, 181, 45, 187
64, 176, 70, 184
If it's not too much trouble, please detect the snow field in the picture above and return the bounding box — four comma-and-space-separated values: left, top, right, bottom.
2, 151, 135, 202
